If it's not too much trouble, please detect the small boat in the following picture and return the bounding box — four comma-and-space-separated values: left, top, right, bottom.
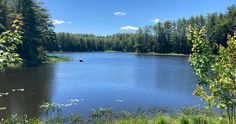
79, 59, 84, 62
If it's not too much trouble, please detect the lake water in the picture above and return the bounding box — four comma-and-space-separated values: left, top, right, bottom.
0, 52, 203, 118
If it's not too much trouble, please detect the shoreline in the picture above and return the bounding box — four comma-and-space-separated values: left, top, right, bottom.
134, 52, 189, 57
48, 51, 190, 57
44, 56, 71, 63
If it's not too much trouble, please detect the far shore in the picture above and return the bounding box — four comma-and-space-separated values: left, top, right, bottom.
48, 51, 190, 57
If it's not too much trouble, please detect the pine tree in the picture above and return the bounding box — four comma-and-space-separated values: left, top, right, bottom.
17, 0, 55, 64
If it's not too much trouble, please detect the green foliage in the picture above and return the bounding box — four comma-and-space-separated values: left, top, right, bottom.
68, 114, 82, 123
55, 23, 191, 54
17, 0, 55, 64
0, 0, 56, 65
0, 14, 23, 70
180, 116, 190, 124
1, 115, 43, 124
90, 107, 113, 123
188, 26, 236, 123
44, 56, 70, 63
52, 5, 236, 55
0, 107, 226, 124
0, 0, 11, 33
179, 106, 204, 116
39, 102, 62, 115
1, 1, 236, 66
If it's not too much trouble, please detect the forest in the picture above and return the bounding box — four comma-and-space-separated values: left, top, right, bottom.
0, 0, 56, 66
54, 5, 236, 54
1, 0, 236, 65
1, 0, 236, 123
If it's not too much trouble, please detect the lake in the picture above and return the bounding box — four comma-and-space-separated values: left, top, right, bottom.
0, 52, 203, 118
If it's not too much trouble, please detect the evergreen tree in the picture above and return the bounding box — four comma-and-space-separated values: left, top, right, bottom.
17, 0, 55, 64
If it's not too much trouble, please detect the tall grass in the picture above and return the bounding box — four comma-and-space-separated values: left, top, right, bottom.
1, 106, 229, 124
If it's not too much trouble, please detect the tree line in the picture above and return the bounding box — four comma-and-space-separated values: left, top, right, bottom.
54, 5, 236, 54
0, 0, 56, 65
1, 0, 236, 66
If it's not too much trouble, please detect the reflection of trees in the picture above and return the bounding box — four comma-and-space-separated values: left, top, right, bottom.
0, 64, 55, 118
134, 56, 197, 94
132, 55, 201, 108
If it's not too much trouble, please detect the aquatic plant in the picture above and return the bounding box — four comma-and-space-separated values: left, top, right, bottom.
0, 107, 228, 124
114, 110, 133, 119
68, 114, 82, 123
39, 99, 84, 116
136, 106, 145, 116
12, 89, 24, 92
149, 106, 171, 116
0, 107, 7, 111
91, 107, 113, 119
39, 103, 62, 115
0, 92, 9, 96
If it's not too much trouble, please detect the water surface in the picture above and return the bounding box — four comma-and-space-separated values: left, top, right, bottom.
0, 52, 202, 118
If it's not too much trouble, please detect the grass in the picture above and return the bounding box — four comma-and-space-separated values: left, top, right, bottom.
104, 51, 190, 57
135, 52, 189, 57
44, 56, 71, 63
0, 106, 229, 124
0, 113, 226, 124
111, 115, 224, 124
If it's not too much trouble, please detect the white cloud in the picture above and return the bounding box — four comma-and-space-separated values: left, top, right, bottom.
120, 25, 139, 31
52, 19, 72, 25
114, 11, 126, 16
150, 18, 160, 23
52, 20, 65, 25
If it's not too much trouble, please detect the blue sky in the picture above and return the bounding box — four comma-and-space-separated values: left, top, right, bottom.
40, 0, 236, 36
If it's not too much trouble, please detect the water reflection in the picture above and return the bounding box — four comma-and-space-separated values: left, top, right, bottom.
0, 52, 203, 118
133, 55, 200, 108
134, 55, 197, 93
0, 64, 55, 118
